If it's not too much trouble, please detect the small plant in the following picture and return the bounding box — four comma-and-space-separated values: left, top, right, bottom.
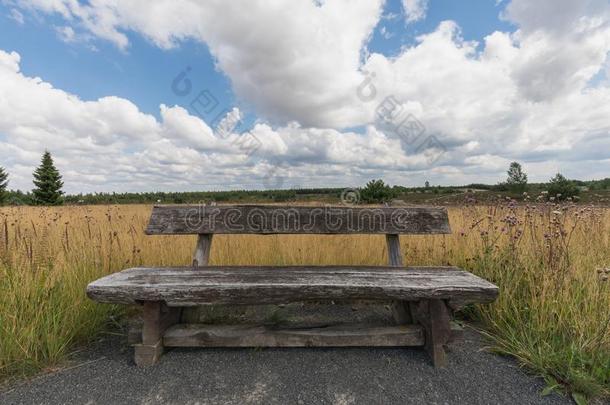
359, 179, 396, 203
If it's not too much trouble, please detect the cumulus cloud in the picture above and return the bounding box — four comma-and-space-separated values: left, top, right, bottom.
2, 0, 610, 191
402, 0, 429, 24
11, 0, 384, 128
0, 49, 451, 192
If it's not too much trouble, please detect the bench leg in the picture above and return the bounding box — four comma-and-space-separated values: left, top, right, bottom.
414, 299, 452, 368
391, 300, 413, 324
134, 301, 181, 366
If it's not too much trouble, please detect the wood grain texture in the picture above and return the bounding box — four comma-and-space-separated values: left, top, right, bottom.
145, 205, 451, 235
414, 299, 452, 368
87, 266, 498, 308
385, 234, 403, 266
193, 234, 213, 267
127, 316, 465, 346
163, 323, 424, 347
385, 234, 413, 324
134, 340, 163, 367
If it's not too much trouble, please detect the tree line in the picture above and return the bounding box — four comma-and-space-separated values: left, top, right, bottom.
358, 161, 606, 203
1, 154, 608, 205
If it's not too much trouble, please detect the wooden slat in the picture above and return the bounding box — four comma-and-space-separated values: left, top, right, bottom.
193, 234, 213, 267
127, 316, 465, 346
386, 234, 412, 325
385, 234, 403, 266
163, 323, 424, 347
86, 266, 498, 308
145, 205, 451, 235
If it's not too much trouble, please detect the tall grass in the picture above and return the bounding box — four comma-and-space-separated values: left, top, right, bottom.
0, 203, 608, 398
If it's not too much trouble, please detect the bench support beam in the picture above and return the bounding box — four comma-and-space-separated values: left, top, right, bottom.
134, 301, 181, 366
414, 299, 452, 368
193, 233, 213, 267
386, 234, 415, 325
164, 323, 424, 347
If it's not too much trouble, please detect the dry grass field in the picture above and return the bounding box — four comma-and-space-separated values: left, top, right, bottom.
0, 202, 608, 399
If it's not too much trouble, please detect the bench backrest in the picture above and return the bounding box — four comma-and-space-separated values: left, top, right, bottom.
146, 205, 451, 235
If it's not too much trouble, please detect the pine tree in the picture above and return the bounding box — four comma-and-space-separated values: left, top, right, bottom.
506, 161, 528, 192
32, 151, 64, 205
0, 166, 8, 204
360, 179, 396, 203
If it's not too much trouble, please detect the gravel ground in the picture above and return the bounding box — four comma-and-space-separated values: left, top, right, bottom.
1, 303, 571, 405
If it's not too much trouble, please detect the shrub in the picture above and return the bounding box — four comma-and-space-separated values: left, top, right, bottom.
359, 179, 396, 203
546, 173, 579, 201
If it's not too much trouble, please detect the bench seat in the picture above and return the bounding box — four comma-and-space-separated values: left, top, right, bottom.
87, 265, 498, 310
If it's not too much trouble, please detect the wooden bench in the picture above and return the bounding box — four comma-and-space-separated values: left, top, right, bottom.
87, 205, 498, 367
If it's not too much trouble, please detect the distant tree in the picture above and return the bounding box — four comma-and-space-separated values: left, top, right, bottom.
360, 179, 396, 203
0, 166, 8, 204
546, 173, 579, 201
32, 151, 64, 205
424, 180, 430, 188
505, 161, 528, 192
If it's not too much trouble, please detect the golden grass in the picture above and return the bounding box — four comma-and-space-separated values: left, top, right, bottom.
0, 203, 608, 398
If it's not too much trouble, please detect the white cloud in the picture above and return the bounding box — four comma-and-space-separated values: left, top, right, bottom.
8, 8, 24, 24
54, 25, 76, 43
0, 49, 453, 192
12, 0, 384, 128
402, 0, 429, 24
2, 0, 610, 192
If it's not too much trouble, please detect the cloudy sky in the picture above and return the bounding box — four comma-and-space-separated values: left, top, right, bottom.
0, 0, 609, 193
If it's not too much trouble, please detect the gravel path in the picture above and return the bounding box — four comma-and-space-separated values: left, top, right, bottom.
1, 304, 571, 405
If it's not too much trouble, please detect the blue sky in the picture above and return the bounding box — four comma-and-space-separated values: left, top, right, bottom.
0, 11, 235, 120
1, 0, 513, 127
0, 0, 608, 192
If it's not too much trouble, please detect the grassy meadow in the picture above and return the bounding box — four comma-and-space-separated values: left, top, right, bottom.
0, 202, 608, 399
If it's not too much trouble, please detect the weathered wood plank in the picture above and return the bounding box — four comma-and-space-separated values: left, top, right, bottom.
86, 266, 499, 308
414, 299, 452, 368
145, 205, 451, 235
391, 300, 412, 325
128, 316, 465, 346
134, 301, 180, 366
193, 233, 213, 266
163, 323, 424, 347
134, 340, 162, 367
385, 234, 403, 266
386, 234, 413, 324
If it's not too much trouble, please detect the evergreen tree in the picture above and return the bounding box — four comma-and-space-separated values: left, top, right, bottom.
0, 166, 8, 204
505, 161, 528, 192
32, 151, 64, 205
360, 179, 396, 203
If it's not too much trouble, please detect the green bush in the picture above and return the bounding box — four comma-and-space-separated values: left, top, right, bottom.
359, 179, 396, 203
546, 173, 580, 201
